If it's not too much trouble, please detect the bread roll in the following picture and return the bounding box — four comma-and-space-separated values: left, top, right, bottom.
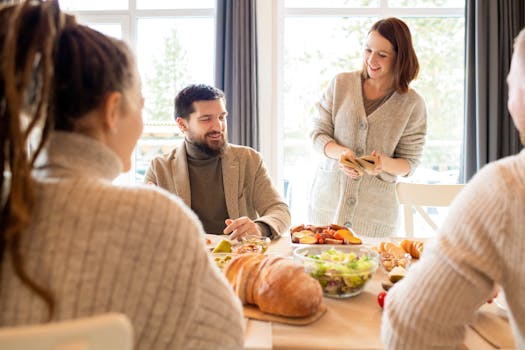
400, 239, 424, 259
223, 254, 323, 318
384, 242, 406, 258
224, 253, 253, 285
255, 259, 323, 317
247, 256, 282, 305
235, 254, 265, 304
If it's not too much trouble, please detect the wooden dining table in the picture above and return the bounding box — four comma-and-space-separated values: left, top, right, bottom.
243, 235, 517, 350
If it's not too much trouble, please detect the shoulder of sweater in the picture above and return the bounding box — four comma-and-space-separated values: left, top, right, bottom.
402, 88, 426, 104
116, 185, 205, 241
98, 182, 196, 219
473, 152, 525, 190
450, 154, 525, 218
386, 89, 426, 114
332, 70, 361, 83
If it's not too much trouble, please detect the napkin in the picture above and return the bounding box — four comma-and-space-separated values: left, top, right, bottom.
469, 311, 516, 349
339, 154, 379, 176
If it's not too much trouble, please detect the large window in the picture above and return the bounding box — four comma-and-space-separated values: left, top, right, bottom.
62, 0, 464, 236
62, 0, 215, 184
280, 0, 465, 234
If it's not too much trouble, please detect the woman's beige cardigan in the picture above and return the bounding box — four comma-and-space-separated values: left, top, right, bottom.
309, 71, 427, 237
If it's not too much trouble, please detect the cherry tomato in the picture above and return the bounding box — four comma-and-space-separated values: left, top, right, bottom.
377, 291, 387, 309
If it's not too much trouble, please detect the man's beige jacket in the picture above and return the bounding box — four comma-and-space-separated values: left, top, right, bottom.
145, 142, 291, 239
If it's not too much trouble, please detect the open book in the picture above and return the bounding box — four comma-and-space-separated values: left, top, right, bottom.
338, 154, 379, 176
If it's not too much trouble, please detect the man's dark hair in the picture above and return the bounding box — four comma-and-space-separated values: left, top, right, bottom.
174, 84, 225, 120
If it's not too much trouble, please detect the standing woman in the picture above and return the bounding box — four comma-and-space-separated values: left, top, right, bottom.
0, 1, 244, 349
308, 17, 427, 237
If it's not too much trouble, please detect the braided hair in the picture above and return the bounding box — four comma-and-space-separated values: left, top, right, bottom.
0, 0, 135, 320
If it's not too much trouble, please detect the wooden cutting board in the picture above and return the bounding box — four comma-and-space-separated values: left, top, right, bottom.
243, 303, 327, 325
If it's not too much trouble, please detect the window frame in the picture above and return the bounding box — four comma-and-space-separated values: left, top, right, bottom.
65, 1, 465, 191
67, 3, 216, 184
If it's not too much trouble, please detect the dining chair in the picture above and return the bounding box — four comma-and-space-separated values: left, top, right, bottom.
0, 313, 133, 350
396, 182, 465, 237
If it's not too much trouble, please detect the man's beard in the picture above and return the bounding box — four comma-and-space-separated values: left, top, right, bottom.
188, 130, 227, 157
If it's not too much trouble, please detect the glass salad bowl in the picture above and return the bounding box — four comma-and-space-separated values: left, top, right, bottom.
293, 245, 379, 298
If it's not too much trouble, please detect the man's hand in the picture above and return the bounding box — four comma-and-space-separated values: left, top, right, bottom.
224, 217, 261, 241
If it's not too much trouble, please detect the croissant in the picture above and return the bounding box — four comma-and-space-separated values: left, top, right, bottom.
223, 253, 323, 318
383, 242, 406, 259
400, 239, 424, 259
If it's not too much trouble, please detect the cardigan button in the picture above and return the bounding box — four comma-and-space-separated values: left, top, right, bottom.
347, 197, 356, 205
359, 122, 367, 130
344, 221, 352, 228
355, 147, 363, 156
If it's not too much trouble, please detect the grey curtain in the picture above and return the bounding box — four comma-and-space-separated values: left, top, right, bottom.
462, 0, 525, 181
215, 0, 259, 150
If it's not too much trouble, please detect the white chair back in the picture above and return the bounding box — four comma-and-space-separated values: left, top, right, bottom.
396, 182, 465, 237
0, 313, 133, 350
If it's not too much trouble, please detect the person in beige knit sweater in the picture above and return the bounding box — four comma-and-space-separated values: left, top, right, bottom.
0, 2, 244, 349
381, 27, 525, 349
309, 17, 427, 237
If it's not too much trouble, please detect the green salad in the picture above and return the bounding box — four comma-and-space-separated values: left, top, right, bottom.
306, 248, 377, 298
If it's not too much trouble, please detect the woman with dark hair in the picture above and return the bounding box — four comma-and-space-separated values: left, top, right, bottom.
0, 1, 244, 349
308, 17, 427, 237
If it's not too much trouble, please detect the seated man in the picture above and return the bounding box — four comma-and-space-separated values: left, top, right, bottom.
145, 84, 291, 240
381, 27, 525, 349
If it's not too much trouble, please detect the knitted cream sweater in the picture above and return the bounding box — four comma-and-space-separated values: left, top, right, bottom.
382, 151, 525, 349
309, 71, 427, 237
0, 132, 244, 349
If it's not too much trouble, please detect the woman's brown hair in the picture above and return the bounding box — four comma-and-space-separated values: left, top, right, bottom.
0, 0, 134, 320
362, 17, 419, 94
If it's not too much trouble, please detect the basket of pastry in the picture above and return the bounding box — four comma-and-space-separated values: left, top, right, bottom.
374, 239, 424, 273
223, 253, 325, 323
290, 223, 362, 245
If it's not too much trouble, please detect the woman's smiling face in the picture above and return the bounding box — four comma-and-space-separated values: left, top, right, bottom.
363, 30, 396, 81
